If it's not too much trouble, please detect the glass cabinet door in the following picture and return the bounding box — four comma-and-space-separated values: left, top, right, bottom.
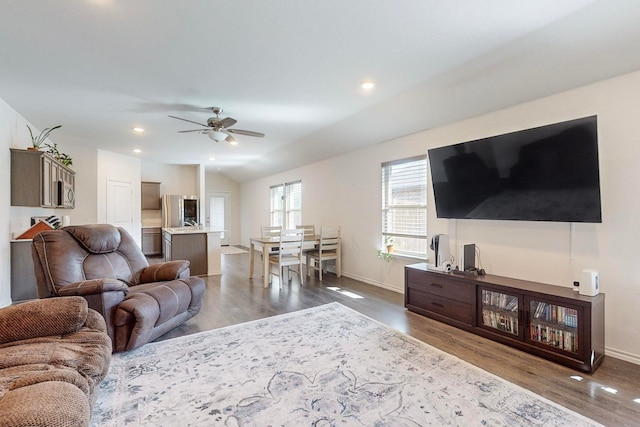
480, 289, 520, 336
528, 299, 579, 354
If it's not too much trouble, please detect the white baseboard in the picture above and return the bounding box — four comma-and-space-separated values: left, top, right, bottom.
605, 347, 640, 365
340, 272, 404, 294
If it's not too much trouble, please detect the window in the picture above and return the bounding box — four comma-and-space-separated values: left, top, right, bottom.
381, 155, 428, 258
270, 180, 302, 228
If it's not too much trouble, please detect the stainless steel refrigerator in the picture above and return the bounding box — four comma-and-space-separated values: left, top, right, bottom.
162, 195, 199, 227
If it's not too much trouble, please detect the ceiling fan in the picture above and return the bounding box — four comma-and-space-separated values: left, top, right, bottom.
169, 107, 265, 143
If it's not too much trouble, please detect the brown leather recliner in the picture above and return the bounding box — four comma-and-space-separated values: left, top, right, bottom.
31, 224, 206, 352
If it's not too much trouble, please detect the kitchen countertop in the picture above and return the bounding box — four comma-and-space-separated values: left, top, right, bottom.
162, 227, 226, 235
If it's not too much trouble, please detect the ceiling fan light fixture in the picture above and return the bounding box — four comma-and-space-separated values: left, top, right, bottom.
207, 130, 228, 142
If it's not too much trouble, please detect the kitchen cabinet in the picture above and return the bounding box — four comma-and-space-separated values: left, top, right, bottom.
142, 227, 162, 256
141, 181, 161, 210
10, 240, 39, 302
163, 228, 222, 276
10, 148, 75, 208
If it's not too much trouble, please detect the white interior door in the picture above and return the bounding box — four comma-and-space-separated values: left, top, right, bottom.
107, 180, 134, 237
206, 191, 229, 245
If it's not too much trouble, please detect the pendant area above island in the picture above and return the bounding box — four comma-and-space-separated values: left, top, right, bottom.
162, 228, 223, 276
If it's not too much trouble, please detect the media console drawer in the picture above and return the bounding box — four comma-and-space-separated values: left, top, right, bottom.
406, 288, 473, 324
406, 268, 474, 303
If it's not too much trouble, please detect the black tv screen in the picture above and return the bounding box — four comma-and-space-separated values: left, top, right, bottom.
428, 116, 602, 223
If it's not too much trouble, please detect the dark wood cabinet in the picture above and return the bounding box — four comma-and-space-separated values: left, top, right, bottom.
163, 231, 207, 276
141, 181, 161, 210
405, 267, 475, 329
10, 240, 39, 302
142, 227, 162, 256
11, 148, 76, 208
405, 263, 605, 373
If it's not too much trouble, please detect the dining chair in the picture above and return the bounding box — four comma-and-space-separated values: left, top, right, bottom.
298, 224, 316, 255
269, 228, 305, 287
298, 224, 315, 238
261, 225, 282, 237
261, 225, 282, 258
306, 226, 340, 281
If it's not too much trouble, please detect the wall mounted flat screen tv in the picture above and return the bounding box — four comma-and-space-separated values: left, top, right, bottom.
428, 116, 602, 223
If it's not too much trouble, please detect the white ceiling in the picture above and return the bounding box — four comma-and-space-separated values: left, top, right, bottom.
2, 0, 640, 183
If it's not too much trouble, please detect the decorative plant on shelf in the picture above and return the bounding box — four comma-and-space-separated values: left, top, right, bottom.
26, 124, 61, 150
44, 142, 73, 167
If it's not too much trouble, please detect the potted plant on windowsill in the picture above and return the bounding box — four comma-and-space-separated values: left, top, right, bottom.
385, 236, 395, 253
26, 124, 62, 150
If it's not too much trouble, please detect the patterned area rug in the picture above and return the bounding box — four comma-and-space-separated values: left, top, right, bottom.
91, 303, 601, 426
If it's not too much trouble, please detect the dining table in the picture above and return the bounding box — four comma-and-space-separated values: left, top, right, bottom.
249, 234, 341, 288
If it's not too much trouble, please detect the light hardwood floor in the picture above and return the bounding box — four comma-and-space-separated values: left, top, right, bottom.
154, 251, 640, 426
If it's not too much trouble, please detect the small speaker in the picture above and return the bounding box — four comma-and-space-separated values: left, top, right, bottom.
579, 269, 599, 296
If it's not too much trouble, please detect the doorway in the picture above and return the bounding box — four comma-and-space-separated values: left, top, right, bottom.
106, 180, 134, 237
206, 191, 229, 245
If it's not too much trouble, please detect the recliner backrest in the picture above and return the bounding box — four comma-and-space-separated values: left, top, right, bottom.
32, 224, 149, 297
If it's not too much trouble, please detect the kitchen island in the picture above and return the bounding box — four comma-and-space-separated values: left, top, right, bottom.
162, 228, 223, 276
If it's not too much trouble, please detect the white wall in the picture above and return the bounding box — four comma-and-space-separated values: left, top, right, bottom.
0, 98, 21, 307
241, 69, 640, 364
141, 161, 198, 196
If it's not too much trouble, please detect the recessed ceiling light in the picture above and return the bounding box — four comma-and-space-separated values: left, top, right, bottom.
360, 80, 376, 90
133, 149, 141, 153
209, 157, 215, 161
132, 127, 145, 133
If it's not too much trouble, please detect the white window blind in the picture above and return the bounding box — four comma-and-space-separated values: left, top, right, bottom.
381, 155, 428, 258
270, 180, 302, 228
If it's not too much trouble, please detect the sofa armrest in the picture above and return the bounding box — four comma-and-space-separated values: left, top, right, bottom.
138, 260, 191, 283
56, 278, 129, 297
0, 296, 89, 344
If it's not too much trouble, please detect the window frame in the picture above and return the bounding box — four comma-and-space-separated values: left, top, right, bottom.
381, 154, 428, 259
270, 180, 302, 228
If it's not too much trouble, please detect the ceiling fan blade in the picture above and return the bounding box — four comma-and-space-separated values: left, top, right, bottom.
227, 128, 265, 138
168, 115, 208, 127
178, 129, 207, 133
219, 117, 238, 128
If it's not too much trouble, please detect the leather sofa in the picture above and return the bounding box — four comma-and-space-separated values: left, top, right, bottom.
31, 224, 206, 352
0, 297, 111, 427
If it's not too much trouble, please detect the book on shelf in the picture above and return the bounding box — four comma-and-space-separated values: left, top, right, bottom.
529, 323, 579, 352
530, 302, 579, 329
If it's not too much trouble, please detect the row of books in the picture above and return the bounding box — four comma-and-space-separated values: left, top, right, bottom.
482, 309, 519, 335
530, 323, 579, 352
530, 302, 578, 328
482, 291, 518, 312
